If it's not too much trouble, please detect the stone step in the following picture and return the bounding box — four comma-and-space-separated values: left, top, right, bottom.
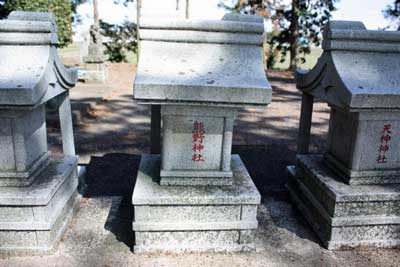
287, 159, 400, 250
295, 154, 400, 218
132, 154, 260, 253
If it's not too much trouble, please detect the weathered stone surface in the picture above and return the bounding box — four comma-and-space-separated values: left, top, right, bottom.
0, 157, 80, 255
0, 11, 78, 255
134, 230, 255, 253
134, 15, 270, 107
0, 156, 78, 206
135, 42, 269, 106
132, 14, 267, 253
295, 20, 400, 186
0, 156, 78, 230
132, 154, 260, 205
296, 21, 400, 110
0, 15, 76, 106
160, 105, 235, 184
0, 106, 49, 186
140, 18, 264, 33
287, 154, 400, 249
323, 108, 400, 184
132, 154, 260, 253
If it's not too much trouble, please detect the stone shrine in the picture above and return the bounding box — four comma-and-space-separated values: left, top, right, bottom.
287, 21, 400, 249
132, 14, 271, 252
0, 11, 79, 254
83, 0, 107, 83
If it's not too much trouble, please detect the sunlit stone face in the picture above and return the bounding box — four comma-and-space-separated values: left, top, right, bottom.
160, 105, 235, 185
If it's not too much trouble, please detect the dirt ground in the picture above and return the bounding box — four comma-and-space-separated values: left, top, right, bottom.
2, 64, 400, 267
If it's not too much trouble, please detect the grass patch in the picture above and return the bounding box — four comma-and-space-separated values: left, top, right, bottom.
272, 47, 322, 70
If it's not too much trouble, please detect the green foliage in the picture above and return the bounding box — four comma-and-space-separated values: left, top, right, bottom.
220, 0, 338, 69
100, 20, 137, 62
383, 0, 400, 29
1, 0, 73, 47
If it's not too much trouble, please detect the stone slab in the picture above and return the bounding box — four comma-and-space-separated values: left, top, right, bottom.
134, 230, 256, 253
0, 155, 78, 206
140, 18, 264, 33
134, 41, 271, 106
296, 154, 400, 203
0, 157, 78, 230
159, 175, 233, 186
324, 108, 400, 185
140, 29, 263, 45
132, 154, 261, 205
296, 20, 400, 110
160, 105, 235, 184
132, 154, 260, 253
0, 190, 80, 256
287, 155, 400, 249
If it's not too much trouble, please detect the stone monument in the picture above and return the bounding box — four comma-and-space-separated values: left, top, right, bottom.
83, 0, 107, 83
132, 14, 271, 252
0, 11, 79, 254
287, 21, 400, 249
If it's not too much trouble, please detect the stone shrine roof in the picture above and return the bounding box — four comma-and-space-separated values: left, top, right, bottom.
296, 20, 400, 110
134, 14, 271, 107
0, 11, 77, 107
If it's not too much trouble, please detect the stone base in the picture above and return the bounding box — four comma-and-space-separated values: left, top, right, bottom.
0, 155, 80, 255
324, 152, 400, 185
0, 151, 50, 187
83, 62, 106, 83
287, 154, 400, 250
132, 154, 261, 253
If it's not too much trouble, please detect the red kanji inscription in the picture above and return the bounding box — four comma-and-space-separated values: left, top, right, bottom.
192, 121, 205, 162
377, 124, 392, 164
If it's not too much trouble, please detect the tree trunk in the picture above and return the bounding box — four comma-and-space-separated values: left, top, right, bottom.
289, 0, 299, 70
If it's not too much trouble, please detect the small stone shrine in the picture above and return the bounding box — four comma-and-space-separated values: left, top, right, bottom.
0, 11, 79, 254
287, 21, 400, 249
83, 0, 107, 83
132, 14, 271, 252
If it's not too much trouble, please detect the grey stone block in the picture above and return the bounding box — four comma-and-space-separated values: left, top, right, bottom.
287, 155, 400, 249
132, 154, 261, 205
0, 106, 49, 186
160, 105, 235, 184
140, 18, 264, 33
0, 11, 76, 106
134, 230, 256, 253
323, 107, 400, 185
134, 41, 270, 106
132, 154, 260, 253
296, 21, 400, 110
0, 156, 80, 255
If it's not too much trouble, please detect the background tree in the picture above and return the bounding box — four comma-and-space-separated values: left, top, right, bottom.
0, 0, 74, 47
100, 20, 137, 62
71, 0, 137, 62
220, 0, 338, 70
383, 0, 400, 30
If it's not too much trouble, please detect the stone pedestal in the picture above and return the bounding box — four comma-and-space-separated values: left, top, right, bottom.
0, 156, 80, 254
83, 59, 107, 83
160, 105, 235, 186
0, 11, 79, 254
132, 154, 260, 253
83, 23, 106, 83
132, 15, 270, 253
287, 155, 400, 249
289, 20, 400, 249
